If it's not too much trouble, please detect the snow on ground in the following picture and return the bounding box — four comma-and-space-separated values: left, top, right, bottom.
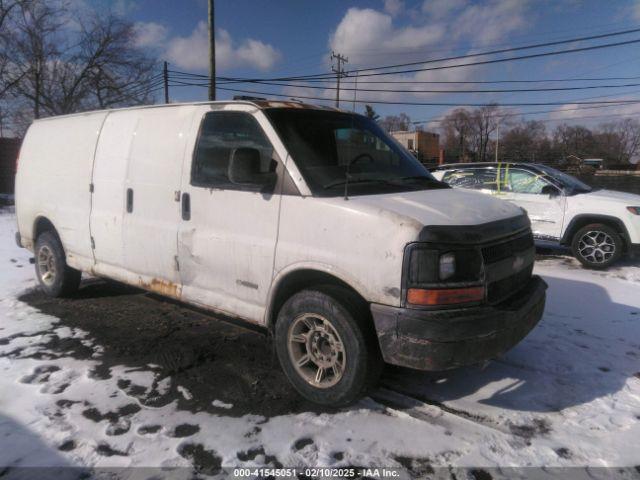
1, 208, 639, 477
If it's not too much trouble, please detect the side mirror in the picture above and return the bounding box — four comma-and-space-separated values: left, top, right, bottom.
228, 148, 276, 188
541, 184, 560, 197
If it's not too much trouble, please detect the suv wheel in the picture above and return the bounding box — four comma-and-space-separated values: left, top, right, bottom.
571, 223, 622, 269
35, 231, 81, 297
275, 286, 381, 407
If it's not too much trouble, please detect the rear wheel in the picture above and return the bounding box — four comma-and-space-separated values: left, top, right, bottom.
34, 231, 81, 297
275, 286, 381, 407
571, 223, 622, 269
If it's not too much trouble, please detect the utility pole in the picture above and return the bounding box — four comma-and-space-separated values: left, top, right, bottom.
163, 61, 169, 104
208, 0, 216, 101
331, 51, 348, 108
495, 120, 500, 162
352, 72, 359, 112
34, 68, 40, 119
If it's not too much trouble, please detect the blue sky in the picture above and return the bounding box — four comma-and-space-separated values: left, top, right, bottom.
118, 0, 640, 128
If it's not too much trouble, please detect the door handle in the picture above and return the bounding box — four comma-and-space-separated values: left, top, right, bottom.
181, 192, 191, 221
126, 188, 134, 213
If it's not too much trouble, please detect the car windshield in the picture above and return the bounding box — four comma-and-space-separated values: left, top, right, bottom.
533, 164, 592, 193
265, 108, 448, 197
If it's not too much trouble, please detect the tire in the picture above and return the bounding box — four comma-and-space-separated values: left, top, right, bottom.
34, 231, 81, 297
571, 223, 623, 269
274, 286, 382, 407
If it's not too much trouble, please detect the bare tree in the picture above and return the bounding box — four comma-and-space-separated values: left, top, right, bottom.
1, 0, 158, 135
0, 0, 30, 103
553, 124, 595, 160
501, 120, 547, 162
469, 104, 503, 162
441, 108, 472, 161
596, 119, 640, 165
379, 112, 411, 132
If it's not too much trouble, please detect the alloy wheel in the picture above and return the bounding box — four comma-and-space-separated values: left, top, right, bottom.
577, 230, 616, 264
37, 245, 57, 286
287, 313, 346, 389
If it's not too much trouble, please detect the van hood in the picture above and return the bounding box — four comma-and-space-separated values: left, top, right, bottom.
349, 187, 524, 227
578, 188, 640, 204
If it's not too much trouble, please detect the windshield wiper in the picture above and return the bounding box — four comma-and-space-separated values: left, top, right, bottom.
323, 177, 394, 189
323, 175, 449, 190
396, 176, 450, 188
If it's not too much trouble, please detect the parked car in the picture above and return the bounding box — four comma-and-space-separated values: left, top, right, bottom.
431, 162, 640, 269
15, 102, 546, 406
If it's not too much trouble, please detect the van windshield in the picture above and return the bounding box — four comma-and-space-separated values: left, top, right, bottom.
265, 108, 448, 197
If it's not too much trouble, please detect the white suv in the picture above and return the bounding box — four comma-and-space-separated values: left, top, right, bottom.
431, 162, 640, 269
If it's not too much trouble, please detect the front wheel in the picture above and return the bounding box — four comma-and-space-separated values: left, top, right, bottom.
34, 231, 81, 297
571, 223, 622, 269
274, 287, 381, 407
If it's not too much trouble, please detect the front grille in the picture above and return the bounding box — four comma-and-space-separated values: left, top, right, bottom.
482, 231, 534, 264
487, 263, 533, 304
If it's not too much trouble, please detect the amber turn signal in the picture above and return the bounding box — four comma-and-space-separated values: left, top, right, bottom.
407, 286, 485, 306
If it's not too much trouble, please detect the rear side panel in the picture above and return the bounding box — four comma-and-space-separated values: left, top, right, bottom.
90, 110, 139, 269
15, 112, 108, 265
121, 105, 195, 289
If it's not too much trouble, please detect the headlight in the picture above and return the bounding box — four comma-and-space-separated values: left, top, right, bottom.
627, 206, 640, 215
406, 245, 483, 285
439, 252, 456, 280
405, 245, 484, 307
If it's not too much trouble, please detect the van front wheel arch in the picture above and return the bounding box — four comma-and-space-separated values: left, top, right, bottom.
34, 231, 81, 297
274, 285, 382, 406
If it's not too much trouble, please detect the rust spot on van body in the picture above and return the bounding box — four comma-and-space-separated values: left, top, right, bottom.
139, 278, 182, 299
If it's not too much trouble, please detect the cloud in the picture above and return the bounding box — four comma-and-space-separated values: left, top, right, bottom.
383, 0, 404, 16
236, 39, 282, 71
422, 0, 467, 19
329, 8, 446, 66
548, 101, 640, 123
113, 0, 138, 16
165, 21, 281, 72
454, 0, 531, 47
633, 0, 640, 20
133, 22, 168, 49
320, 1, 533, 109
329, 1, 531, 68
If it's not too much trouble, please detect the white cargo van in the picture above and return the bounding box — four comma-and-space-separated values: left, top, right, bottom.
15, 101, 546, 406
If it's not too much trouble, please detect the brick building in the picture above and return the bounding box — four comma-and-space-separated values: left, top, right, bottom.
390, 130, 440, 164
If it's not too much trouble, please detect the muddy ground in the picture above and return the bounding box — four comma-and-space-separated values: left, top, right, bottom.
17, 278, 331, 419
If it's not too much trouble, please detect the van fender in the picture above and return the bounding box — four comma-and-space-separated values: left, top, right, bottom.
264, 262, 373, 328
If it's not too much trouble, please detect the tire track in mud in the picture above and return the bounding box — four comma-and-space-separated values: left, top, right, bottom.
372, 385, 551, 445
372, 387, 506, 434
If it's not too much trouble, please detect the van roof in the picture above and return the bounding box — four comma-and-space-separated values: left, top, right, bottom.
32, 99, 341, 123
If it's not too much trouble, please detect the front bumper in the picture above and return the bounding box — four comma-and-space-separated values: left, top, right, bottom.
370, 275, 547, 371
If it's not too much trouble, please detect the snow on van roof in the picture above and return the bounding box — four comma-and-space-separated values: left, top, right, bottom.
31, 99, 341, 122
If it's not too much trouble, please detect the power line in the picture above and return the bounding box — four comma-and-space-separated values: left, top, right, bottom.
196, 20, 640, 85
170, 68, 640, 86
202, 79, 640, 94
220, 75, 640, 85
412, 100, 640, 125
170, 68, 640, 87
214, 85, 640, 107
417, 108, 640, 126
335, 26, 640, 75
217, 35, 640, 83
